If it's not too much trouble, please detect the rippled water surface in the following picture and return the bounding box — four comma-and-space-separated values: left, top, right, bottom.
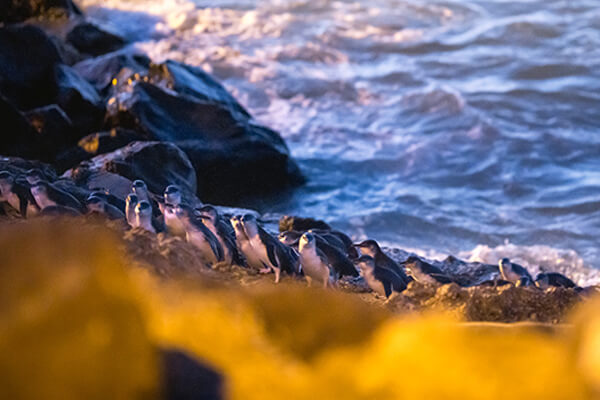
81, 0, 600, 281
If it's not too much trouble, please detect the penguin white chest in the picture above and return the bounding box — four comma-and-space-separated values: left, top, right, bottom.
299, 247, 329, 286
362, 269, 386, 296
500, 265, 521, 282
187, 230, 216, 263
164, 212, 185, 236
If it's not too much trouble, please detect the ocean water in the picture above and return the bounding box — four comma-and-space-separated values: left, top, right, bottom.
79, 0, 600, 284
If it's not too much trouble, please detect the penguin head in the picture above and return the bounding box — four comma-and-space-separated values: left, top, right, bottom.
86, 196, 105, 212
354, 255, 376, 274
278, 231, 301, 246
535, 273, 550, 290
499, 258, 511, 270
126, 193, 139, 206
132, 180, 148, 195
241, 214, 259, 236
164, 184, 181, 205
25, 169, 45, 185
230, 215, 244, 234
298, 232, 316, 251
401, 256, 422, 275
198, 205, 218, 222
135, 200, 152, 218
353, 239, 380, 257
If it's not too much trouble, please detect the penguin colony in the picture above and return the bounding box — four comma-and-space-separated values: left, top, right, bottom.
0, 170, 580, 298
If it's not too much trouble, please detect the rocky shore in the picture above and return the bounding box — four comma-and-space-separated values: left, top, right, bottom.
2, 3, 600, 399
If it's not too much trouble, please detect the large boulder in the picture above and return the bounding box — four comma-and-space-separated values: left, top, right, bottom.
54, 63, 105, 134
0, 24, 62, 109
65, 141, 197, 197
66, 22, 126, 57
0, 0, 81, 24
73, 51, 151, 93
102, 59, 303, 201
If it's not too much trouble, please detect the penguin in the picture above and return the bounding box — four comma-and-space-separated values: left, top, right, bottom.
535, 272, 577, 290
87, 190, 126, 213
353, 240, 410, 283
197, 205, 240, 265
164, 184, 182, 206
0, 171, 40, 217
298, 232, 333, 288
86, 196, 126, 220
125, 193, 139, 228
278, 230, 302, 248
277, 230, 356, 277
241, 214, 296, 283
310, 228, 357, 258
231, 215, 268, 271
132, 179, 150, 202
30, 180, 83, 212
176, 205, 224, 265
354, 255, 407, 297
135, 200, 157, 233
163, 203, 187, 237
402, 256, 453, 285
498, 258, 533, 284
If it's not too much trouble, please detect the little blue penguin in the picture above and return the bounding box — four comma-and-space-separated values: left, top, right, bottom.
298, 232, 332, 288
30, 180, 83, 212
125, 193, 139, 228
241, 214, 296, 283
135, 200, 156, 233
176, 205, 224, 265
86, 196, 125, 220
231, 215, 268, 271
198, 205, 240, 265
354, 240, 410, 284
354, 255, 406, 298
535, 272, 577, 290
498, 258, 533, 284
402, 256, 453, 285
132, 179, 150, 202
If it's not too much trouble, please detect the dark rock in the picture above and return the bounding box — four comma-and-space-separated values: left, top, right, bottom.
66, 141, 197, 197
177, 139, 302, 204
25, 104, 76, 156
161, 349, 224, 400
0, 94, 41, 159
0, 24, 61, 109
67, 166, 134, 199
148, 60, 250, 119
55, 128, 144, 170
66, 22, 126, 56
279, 215, 332, 232
54, 64, 105, 134
0, 0, 81, 24
73, 51, 151, 93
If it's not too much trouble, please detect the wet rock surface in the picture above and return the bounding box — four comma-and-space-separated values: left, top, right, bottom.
66, 21, 126, 56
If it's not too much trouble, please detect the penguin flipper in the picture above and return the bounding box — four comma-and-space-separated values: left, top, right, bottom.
383, 280, 393, 298
265, 241, 279, 268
